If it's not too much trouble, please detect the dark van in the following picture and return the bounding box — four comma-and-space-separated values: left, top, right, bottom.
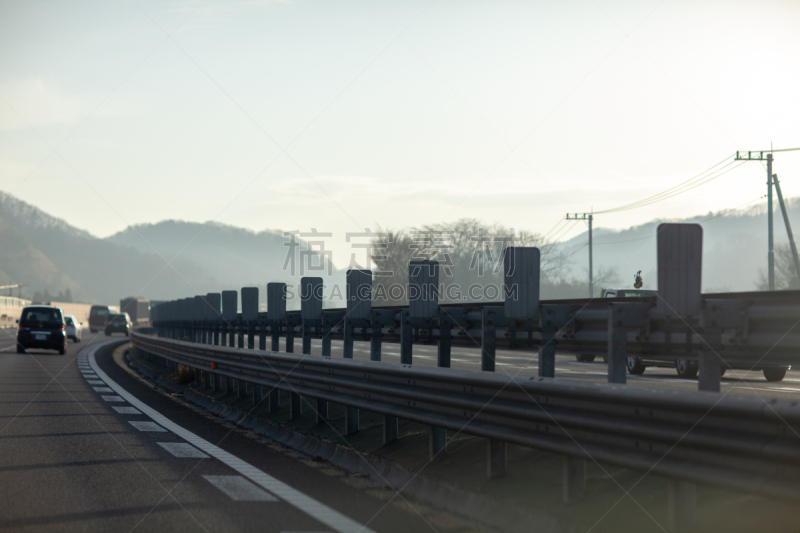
17, 306, 67, 355
104, 313, 132, 336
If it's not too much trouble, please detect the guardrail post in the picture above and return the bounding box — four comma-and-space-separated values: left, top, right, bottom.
253, 383, 262, 406
344, 270, 372, 434
321, 315, 332, 356
203, 369, 211, 388
344, 269, 372, 359
438, 308, 452, 368
539, 322, 556, 378
237, 379, 246, 399
194, 367, 202, 386
383, 415, 398, 444
698, 352, 721, 392
258, 316, 267, 350
410, 260, 442, 456
481, 307, 496, 372
222, 291, 237, 349
430, 427, 446, 461
268, 385, 279, 412
242, 288, 258, 351
370, 309, 385, 361
493, 247, 540, 478
698, 301, 741, 393
375, 310, 396, 441
289, 390, 301, 420
405, 260, 439, 366
226, 376, 234, 393
400, 309, 412, 364
668, 479, 696, 533
563, 456, 586, 503
268, 283, 287, 352
286, 315, 297, 353
207, 293, 221, 346
301, 277, 324, 421
608, 304, 627, 384
213, 372, 220, 392
194, 296, 203, 343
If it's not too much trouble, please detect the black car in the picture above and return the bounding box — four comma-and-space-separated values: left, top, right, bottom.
17, 306, 67, 355
104, 313, 132, 336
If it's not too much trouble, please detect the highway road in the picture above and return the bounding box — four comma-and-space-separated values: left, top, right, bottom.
2, 328, 797, 532
300, 338, 800, 400
0, 332, 469, 533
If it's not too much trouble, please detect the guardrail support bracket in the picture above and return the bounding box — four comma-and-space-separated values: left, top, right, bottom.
316, 399, 328, 424
430, 427, 446, 460
289, 393, 301, 419
383, 415, 398, 444
345, 406, 359, 435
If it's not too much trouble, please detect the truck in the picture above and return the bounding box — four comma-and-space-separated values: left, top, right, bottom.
119, 297, 150, 326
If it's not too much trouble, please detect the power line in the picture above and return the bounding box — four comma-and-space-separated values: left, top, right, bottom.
542, 218, 569, 243
589, 196, 766, 246
550, 220, 579, 244
596, 158, 744, 214
758, 146, 800, 153
593, 154, 733, 213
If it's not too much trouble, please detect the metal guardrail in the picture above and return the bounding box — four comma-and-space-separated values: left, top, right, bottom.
140, 227, 800, 528
152, 289, 800, 376
131, 330, 800, 501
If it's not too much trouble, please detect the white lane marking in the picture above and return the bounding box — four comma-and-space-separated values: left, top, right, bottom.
113, 406, 142, 415
763, 387, 800, 392
158, 442, 209, 458
93, 386, 114, 393
101, 395, 125, 402
129, 421, 167, 432
202, 475, 278, 502
87, 340, 375, 533
86, 380, 105, 385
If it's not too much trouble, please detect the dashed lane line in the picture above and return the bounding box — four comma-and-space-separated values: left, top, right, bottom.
129, 421, 168, 432
158, 442, 209, 458
202, 475, 279, 502
112, 406, 142, 415
101, 395, 125, 402
86, 340, 376, 533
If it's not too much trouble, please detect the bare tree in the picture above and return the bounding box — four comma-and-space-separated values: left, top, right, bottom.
369, 219, 572, 304
756, 245, 800, 290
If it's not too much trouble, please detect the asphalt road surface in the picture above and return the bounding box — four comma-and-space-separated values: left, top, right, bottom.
304, 337, 800, 400
2, 328, 797, 532
0, 332, 465, 533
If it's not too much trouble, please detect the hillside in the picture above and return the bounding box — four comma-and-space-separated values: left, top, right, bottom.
1, 189, 795, 305
554, 198, 800, 292
0, 192, 219, 304
105, 220, 347, 307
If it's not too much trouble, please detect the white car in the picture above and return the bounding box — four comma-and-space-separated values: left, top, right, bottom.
65, 315, 82, 343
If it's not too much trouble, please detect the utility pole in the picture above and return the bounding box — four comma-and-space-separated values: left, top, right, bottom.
773, 174, 800, 286
735, 151, 775, 290
566, 213, 593, 297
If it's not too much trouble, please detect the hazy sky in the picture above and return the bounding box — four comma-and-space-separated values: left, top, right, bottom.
2, 0, 800, 268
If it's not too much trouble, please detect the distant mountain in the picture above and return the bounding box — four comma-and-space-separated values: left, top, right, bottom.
0, 192, 219, 304
554, 198, 800, 293
1, 188, 794, 306
105, 220, 347, 308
